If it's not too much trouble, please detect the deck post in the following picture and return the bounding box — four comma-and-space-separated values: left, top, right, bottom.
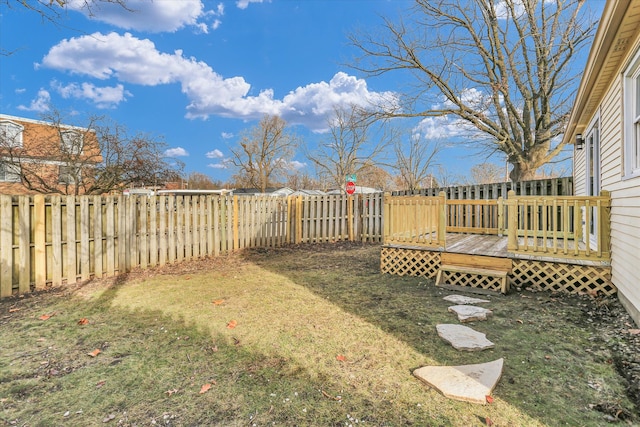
506, 190, 517, 251
497, 196, 504, 236
438, 191, 446, 247
599, 190, 611, 256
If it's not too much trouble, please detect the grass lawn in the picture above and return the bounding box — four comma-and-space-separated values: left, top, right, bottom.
0, 242, 636, 426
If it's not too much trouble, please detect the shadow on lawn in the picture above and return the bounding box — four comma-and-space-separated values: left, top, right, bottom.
239, 241, 638, 426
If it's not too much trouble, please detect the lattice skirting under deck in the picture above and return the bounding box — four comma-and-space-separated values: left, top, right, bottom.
437, 269, 506, 293
380, 246, 441, 278
380, 246, 617, 297
510, 259, 615, 296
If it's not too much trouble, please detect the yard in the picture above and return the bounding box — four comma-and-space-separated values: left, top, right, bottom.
0, 242, 638, 426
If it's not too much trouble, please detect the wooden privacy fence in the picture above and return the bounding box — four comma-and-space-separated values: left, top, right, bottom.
392, 176, 573, 199
0, 192, 383, 297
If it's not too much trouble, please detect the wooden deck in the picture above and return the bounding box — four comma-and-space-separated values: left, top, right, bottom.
386, 233, 610, 266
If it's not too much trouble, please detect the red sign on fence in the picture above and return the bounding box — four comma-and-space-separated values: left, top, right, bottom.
346, 181, 356, 195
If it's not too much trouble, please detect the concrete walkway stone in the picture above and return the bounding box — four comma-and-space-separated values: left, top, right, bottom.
413, 358, 504, 404
436, 324, 494, 351
448, 305, 493, 322
443, 295, 490, 305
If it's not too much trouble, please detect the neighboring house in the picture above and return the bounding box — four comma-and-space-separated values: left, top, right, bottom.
563, 0, 640, 325
0, 114, 101, 195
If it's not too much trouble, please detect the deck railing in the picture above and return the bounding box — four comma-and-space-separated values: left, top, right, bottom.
383, 193, 446, 247
506, 190, 611, 260
383, 191, 611, 262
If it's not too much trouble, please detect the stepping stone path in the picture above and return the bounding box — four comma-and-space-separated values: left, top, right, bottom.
412, 294, 503, 404
443, 295, 490, 305
436, 324, 494, 351
448, 305, 493, 322
413, 358, 504, 404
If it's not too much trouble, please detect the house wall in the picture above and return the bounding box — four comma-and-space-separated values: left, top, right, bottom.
0, 115, 100, 195
575, 40, 640, 325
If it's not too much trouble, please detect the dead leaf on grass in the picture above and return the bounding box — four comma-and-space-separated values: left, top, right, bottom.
486, 395, 494, 404
77, 318, 89, 325
515, 319, 524, 324
165, 388, 179, 396
199, 383, 212, 394
226, 319, 237, 329
39, 313, 52, 320
88, 349, 101, 357
485, 416, 494, 426
96, 380, 106, 388
336, 354, 347, 362
212, 299, 225, 305
628, 329, 640, 335
9, 307, 20, 313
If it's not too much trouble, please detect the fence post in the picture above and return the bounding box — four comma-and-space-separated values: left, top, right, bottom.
507, 190, 517, 251
347, 195, 354, 241
0, 195, 13, 297
18, 196, 31, 293
233, 195, 239, 251
33, 195, 46, 289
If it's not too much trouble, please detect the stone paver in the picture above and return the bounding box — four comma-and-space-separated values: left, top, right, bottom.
436, 324, 494, 351
413, 358, 504, 404
443, 295, 490, 305
448, 305, 493, 322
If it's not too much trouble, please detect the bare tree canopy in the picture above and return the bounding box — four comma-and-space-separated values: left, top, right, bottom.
350, 0, 596, 181
393, 129, 442, 191
307, 105, 393, 192
229, 115, 298, 193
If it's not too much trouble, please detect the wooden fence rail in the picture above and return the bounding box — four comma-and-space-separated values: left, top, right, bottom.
0, 193, 383, 297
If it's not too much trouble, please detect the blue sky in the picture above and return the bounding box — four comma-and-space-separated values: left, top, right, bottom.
0, 0, 604, 185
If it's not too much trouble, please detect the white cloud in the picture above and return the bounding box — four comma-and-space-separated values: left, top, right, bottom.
53, 81, 130, 108
208, 162, 227, 169
164, 147, 189, 157
41, 33, 397, 132
66, 0, 205, 33
211, 19, 222, 30
17, 89, 50, 112
15, 88, 26, 94
206, 149, 224, 159
236, 0, 267, 10
288, 160, 307, 170
221, 132, 234, 139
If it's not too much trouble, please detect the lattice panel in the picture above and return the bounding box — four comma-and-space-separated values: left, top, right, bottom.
510, 259, 616, 296
380, 247, 440, 278
439, 270, 504, 293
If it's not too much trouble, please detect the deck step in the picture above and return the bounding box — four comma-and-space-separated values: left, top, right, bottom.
436, 253, 512, 294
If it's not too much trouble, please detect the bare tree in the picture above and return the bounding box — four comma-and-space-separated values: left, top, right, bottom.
350, 0, 596, 181
465, 162, 506, 185
393, 130, 442, 191
307, 105, 392, 192
434, 165, 462, 188
186, 172, 222, 190
229, 115, 298, 193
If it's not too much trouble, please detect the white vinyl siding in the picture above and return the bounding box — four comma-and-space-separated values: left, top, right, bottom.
623, 47, 640, 178
593, 51, 640, 325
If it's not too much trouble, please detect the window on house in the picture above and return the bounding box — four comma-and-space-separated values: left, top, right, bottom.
0, 121, 24, 148
61, 131, 83, 155
0, 163, 22, 182
623, 48, 640, 178
59, 165, 80, 184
